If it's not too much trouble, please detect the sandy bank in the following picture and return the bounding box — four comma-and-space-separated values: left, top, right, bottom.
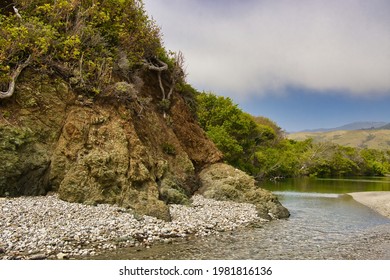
348, 191, 390, 219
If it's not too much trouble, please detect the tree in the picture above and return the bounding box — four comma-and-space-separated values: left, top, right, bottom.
360, 148, 390, 176
196, 92, 274, 172
0, 0, 164, 98
252, 116, 284, 142
145, 51, 186, 117
0, 55, 32, 99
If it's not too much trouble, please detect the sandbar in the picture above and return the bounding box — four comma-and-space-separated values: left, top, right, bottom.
348, 191, 390, 219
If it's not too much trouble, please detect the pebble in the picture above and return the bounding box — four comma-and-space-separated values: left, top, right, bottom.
29, 253, 47, 260
56, 252, 68, 260
0, 194, 262, 259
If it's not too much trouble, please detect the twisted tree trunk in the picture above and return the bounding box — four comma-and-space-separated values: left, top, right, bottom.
144, 53, 185, 118
0, 55, 32, 99
144, 58, 168, 99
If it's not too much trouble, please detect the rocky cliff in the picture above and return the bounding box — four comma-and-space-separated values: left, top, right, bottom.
0, 68, 290, 220
0, 68, 220, 219
0, 67, 290, 220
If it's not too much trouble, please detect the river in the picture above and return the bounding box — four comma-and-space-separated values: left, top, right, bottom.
93, 177, 390, 259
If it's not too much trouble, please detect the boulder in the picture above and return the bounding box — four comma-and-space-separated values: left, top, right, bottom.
198, 163, 290, 220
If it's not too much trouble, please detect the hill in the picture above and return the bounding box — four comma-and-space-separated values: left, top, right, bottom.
288, 129, 390, 150
300, 122, 388, 133
378, 123, 390, 130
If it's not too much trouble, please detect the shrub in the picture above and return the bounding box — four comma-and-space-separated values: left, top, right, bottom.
161, 142, 176, 156
1, 0, 163, 96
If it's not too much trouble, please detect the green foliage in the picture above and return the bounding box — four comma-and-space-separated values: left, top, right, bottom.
0, 126, 33, 151
308, 146, 360, 177
0, 13, 56, 84
252, 116, 284, 141
1, 0, 163, 95
159, 177, 190, 205
206, 125, 243, 163
195, 92, 390, 180
196, 92, 277, 172
300, 144, 389, 178
196, 93, 239, 161
158, 99, 171, 111
253, 140, 302, 179
161, 142, 176, 156
159, 187, 189, 205
360, 149, 390, 176
196, 93, 241, 129
176, 82, 198, 115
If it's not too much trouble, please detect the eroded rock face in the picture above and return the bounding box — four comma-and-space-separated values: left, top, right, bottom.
50, 105, 174, 220
0, 75, 72, 196
198, 163, 290, 220
0, 70, 222, 220
1, 70, 289, 221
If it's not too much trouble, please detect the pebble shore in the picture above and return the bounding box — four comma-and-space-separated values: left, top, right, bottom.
0, 194, 262, 260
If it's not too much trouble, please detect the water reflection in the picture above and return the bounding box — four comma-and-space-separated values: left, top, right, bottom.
262, 177, 390, 193
92, 178, 390, 260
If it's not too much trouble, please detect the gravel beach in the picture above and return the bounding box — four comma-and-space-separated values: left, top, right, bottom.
348, 191, 390, 219
0, 194, 262, 260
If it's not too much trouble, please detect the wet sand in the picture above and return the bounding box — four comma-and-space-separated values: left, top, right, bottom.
348, 191, 390, 219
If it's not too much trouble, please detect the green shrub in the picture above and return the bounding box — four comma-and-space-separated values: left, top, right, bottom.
161, 142, 176, 156
1, 0, 163, 96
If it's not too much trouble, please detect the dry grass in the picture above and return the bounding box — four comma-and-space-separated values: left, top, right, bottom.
288, 129, 390, 150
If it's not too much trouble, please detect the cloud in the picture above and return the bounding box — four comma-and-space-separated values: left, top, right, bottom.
144, 0, 390, 99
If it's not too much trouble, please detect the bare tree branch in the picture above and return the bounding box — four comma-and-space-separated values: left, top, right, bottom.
144, 53, 185, 119
167, 51, 185, 100
144, 58, 168, 99
0, 55, 32, 99
13, 6, 22, 20
145, 59, 168, 72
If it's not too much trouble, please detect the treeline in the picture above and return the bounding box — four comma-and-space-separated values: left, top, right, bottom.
195, 92, 390, 179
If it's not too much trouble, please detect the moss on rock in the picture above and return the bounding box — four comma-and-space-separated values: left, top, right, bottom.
198, 163, 290, 220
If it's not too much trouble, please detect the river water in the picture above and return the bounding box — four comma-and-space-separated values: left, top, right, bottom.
94, 178, 390, 260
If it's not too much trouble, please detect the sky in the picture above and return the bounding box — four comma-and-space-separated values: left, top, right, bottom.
143, 0, 390, 132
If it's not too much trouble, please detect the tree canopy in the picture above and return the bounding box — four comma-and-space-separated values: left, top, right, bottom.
195, 92, 390, 179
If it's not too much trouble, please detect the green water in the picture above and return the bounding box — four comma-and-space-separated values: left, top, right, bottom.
262, 177, 390, 193
94, 177, 390, 259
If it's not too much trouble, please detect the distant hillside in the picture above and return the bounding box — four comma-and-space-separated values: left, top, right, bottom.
288, 129, 390, 150
301, 122, 388, 133
378, 123, 390, 130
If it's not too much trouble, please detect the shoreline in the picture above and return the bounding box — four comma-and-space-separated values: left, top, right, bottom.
0, 194, 263, 260
2, 191, 389, 260
348, 191, 390, 219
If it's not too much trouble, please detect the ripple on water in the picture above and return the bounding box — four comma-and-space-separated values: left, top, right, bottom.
92, 191, 390, 260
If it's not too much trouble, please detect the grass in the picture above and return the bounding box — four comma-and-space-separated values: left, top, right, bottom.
288, 129, 390, 150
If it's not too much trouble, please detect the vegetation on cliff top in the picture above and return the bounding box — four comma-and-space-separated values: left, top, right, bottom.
1, 0, 185, 101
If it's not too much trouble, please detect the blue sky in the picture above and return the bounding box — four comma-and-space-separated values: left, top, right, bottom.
143, 0, 390, 131
240, 89, 390, 132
